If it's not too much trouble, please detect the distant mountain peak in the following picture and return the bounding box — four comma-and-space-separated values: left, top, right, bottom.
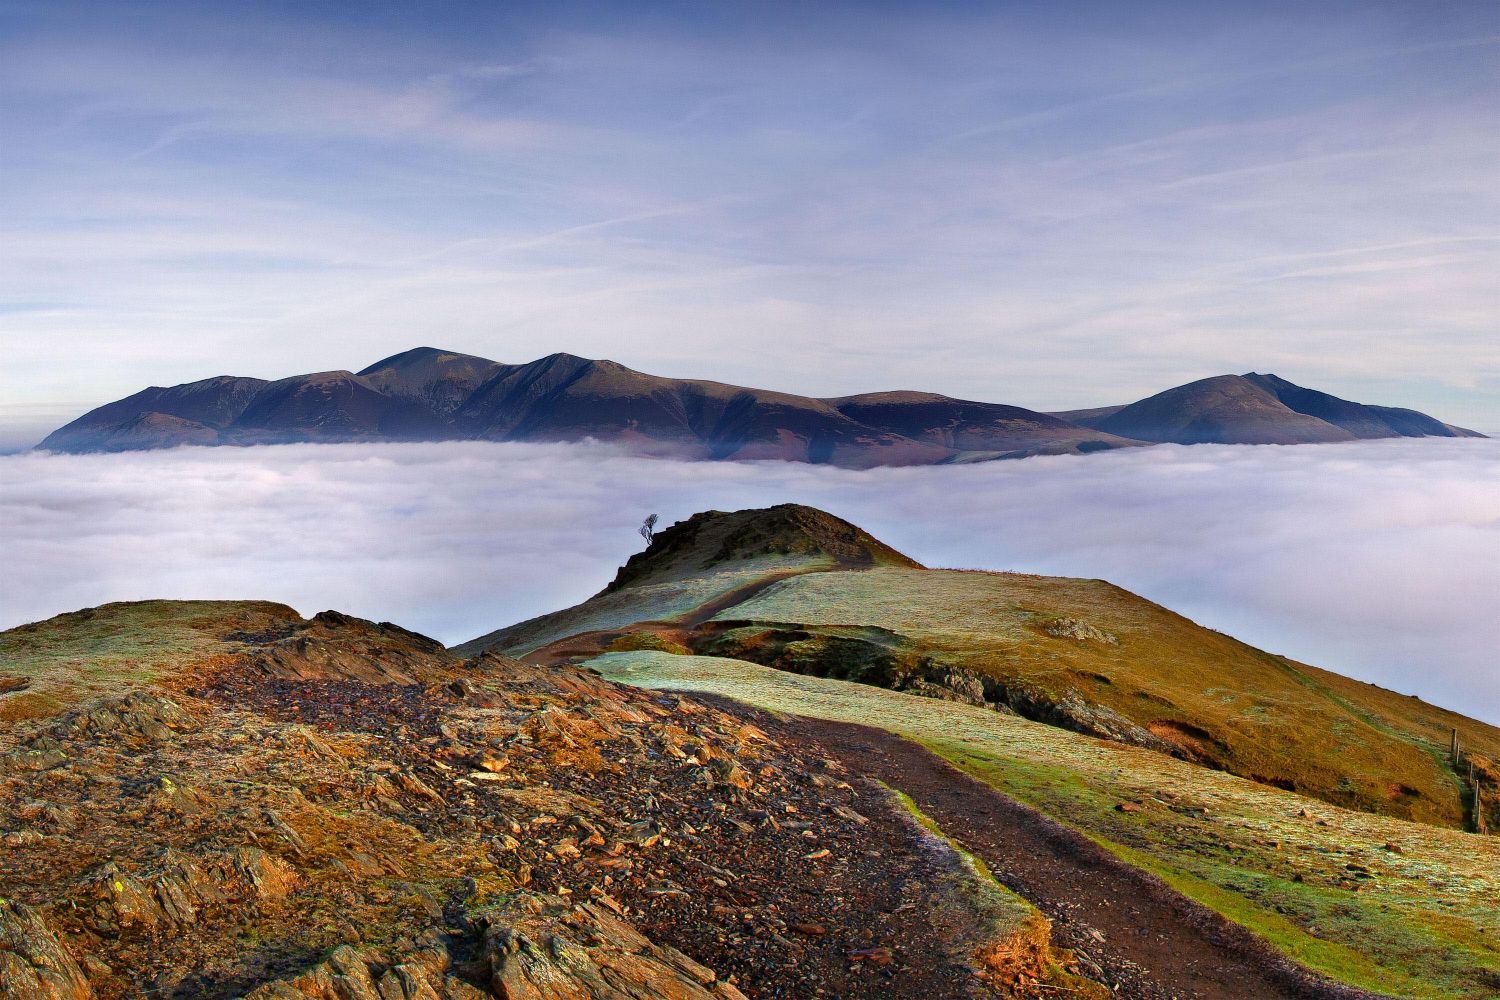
357, 345, 499, 375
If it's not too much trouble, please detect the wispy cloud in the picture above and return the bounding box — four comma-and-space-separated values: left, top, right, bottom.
1, 1, 1495, 430
2, 439, 1496, 723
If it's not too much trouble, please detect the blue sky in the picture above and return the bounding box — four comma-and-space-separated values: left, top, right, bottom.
2, 0, 1497, 444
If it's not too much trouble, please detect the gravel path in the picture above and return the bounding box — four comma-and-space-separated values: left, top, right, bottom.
729, 706, 1398, 1000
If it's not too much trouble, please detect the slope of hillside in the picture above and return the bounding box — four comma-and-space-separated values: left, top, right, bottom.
590, 651, 1500, 1000
1241, 373, 1483, 439
464, 505, 1498, 834
38, 350, 1480, 458
1, 600, 1091, 999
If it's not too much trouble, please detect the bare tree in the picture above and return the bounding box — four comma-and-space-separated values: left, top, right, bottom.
639, 513, 659, 546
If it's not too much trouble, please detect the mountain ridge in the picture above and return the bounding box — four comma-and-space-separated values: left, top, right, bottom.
460, 503, 1500, 835
37, 349, 1484, 463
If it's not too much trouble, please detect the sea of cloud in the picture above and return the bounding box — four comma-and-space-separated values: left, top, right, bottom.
2, 438, 1496, 723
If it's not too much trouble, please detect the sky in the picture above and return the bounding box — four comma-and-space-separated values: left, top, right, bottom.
3, 437, 1496, 724
2, 0, 1498, 447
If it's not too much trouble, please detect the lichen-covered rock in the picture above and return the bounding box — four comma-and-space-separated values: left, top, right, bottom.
1041, 617, 1118, 645
51, 691, 191, 743
241, 941, 479, 1000
478, 896, 746, 1000
0, 746, 68, 773
912, 666, 1001, 707
82, 846, 297, 939
240, 896, 744, 1000
1000, 683, 1178, 756
0, 898, 94, 1000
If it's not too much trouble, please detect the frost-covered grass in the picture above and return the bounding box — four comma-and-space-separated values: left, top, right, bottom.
464, 555, 830, 655
590, 650, 1500, 999
0, 599, 298, 722
713, 567, 1491, 829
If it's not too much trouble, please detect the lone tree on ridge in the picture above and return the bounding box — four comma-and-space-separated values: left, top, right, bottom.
639, 514, 659, 546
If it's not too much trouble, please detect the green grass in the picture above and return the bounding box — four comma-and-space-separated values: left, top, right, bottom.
709, 566, 1490, 828
887, 785, 1040, 936
588, 650, 1500, 999
887, 785, 1108, 997
0, 600, 300, 722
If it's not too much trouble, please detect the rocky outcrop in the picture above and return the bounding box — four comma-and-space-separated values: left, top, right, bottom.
0, 899, 94, 1000
1041, 618, 1118, 645
996, 683, 1180, 757
51, 691, 192, 743
2, 601, 1085, 999
79, 847, 298, 940
479, 895, 747, 999
243, 611, 451, 685
241, 935, 479, 1000
242, 895, 746, 1000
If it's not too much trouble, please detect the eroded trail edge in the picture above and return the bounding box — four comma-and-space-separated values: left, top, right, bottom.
712, 702, 1396, 1000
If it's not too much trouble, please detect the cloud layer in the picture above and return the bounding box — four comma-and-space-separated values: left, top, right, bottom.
3, 439, 1496, 722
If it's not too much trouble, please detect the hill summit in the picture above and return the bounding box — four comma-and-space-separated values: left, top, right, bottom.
606, 504, 921, 593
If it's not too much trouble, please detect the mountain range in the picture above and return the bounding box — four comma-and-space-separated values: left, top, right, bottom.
37, 347, 1483, 463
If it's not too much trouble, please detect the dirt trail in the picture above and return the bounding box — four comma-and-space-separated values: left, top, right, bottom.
723, 707, 1396, 1000
680, 569, 807, 627
527, 571, 807, 666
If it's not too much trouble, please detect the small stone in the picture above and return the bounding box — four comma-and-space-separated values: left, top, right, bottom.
832, 805, 868, 825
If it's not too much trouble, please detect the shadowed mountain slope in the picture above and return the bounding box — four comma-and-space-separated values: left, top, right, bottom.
464, 504, 1500, 836
826, 392, 1139, 457
227, 370, 451, 444
40, 350, 1478, 459
38, 376, 269, 453
453, 352, 955, 466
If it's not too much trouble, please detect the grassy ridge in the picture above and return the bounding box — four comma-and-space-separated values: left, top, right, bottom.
713, 567, 1489, 827
588, 650, 1500, 999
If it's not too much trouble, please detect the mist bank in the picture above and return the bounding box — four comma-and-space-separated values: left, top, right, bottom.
2, 437, 1496, 723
